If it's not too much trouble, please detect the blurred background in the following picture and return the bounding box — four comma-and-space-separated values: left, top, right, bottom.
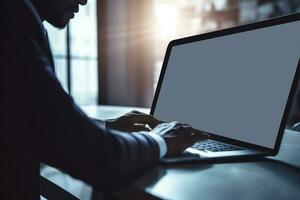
44, 0, 300, 108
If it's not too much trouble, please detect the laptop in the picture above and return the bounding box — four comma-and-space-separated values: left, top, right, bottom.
150, 13, 300, 163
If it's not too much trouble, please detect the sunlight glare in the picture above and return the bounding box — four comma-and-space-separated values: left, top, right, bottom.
155, 5, 178, 40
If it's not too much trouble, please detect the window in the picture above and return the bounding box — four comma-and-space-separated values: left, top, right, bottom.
44, 0, 98, 106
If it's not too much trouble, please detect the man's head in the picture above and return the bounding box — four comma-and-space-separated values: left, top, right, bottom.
32, 0, 87, 28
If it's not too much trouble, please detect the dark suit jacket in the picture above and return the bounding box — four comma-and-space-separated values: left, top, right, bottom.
0, 0, 159, 199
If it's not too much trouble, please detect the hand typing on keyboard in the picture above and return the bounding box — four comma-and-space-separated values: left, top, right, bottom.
150, 121, 210, 156
105, 110, 210, 156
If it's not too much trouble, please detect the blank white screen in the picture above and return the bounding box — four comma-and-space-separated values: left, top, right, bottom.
154, 21, 300, 148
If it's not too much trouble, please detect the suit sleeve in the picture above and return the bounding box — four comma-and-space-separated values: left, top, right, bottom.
6, 33, 160, 190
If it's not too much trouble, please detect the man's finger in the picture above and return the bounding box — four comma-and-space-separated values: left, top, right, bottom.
192, 132, 210, 141
189, 134, 209, 147
128, 114, 163, 128
177, 129, 210, 142
129, 125, 151, 132
177, 126, 208, 136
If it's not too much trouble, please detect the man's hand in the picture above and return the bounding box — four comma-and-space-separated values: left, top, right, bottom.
150, 121, 210, 157
106, 111, 209, 156
105, 110, 162, 132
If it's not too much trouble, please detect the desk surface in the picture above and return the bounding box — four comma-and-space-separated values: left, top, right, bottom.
128, 129, 300, 200
43, 105, 300, 200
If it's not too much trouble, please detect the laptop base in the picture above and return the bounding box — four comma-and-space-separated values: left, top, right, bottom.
161, 148, 268, 164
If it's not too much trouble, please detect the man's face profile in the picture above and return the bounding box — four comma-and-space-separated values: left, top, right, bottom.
44, 0, 87, 28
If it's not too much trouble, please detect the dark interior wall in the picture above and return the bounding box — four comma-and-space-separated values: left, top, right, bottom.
97, 0, 155, 107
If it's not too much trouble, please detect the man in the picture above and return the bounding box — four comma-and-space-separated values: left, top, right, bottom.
0, 0, 208, 199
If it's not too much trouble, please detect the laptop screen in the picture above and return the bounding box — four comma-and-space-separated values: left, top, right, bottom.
152, 20, 300, 149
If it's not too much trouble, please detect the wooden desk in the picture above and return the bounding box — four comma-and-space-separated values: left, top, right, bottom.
42, 105, 300, 200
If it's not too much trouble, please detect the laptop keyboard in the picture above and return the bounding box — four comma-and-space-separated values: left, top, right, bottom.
192, 139, 242, 152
